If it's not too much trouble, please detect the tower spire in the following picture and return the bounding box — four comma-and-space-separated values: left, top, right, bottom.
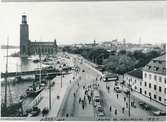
22, 14, 27, 24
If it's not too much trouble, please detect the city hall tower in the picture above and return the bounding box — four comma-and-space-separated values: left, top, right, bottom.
20, 15, 30, 56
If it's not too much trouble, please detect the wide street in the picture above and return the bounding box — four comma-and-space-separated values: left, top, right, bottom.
23, 52, 165, 121
55, 53, 164, 121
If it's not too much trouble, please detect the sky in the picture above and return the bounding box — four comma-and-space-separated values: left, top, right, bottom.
0, 1, 166, 46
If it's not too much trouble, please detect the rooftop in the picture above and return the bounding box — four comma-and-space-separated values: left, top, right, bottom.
153, 55, 166, 61
31, 41, 55, 46
126, 68, 142, 79
143, 55, 166, 75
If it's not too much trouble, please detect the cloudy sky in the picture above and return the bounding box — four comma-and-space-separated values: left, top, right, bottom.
0, 1, 166, 46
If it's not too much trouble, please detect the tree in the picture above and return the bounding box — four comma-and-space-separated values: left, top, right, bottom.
103, 55, 137, 74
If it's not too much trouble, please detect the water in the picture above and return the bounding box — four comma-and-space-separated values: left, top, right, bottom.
1, 48, 39, 105
1, 49, 40, 73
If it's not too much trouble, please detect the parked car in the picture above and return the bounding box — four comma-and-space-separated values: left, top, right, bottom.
139, 102, 150, 110
152, 110, 166, 116
96, 106, 105, 117
94, 101, 101, 107
122, 87, 130, 94
30, 106, 41, 116
114, 86, 122, 93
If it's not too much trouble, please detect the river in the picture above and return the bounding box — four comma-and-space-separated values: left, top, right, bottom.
1, 48, 39, 105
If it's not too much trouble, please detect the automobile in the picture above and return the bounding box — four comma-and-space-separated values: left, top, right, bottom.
122, 87, 130, 94
30, 106, 41, 117
152, 110, 166, 116
96, 106, 105, 117
94, 96, 101, 102
94, 101, 101, 107
114, 86, 122, 93
42, 107, 49, 116
138, 102, 150, 110
97, 111, 105, 117
93, 84, 98, 89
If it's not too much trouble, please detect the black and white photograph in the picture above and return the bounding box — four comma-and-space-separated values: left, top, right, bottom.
0, 1, 166, 121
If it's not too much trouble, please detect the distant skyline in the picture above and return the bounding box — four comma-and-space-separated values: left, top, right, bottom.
0, 2, 166, 46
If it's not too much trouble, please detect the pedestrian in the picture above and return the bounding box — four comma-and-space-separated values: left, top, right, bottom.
74, 93, 76, 97
117, 94, 119, 99
124, 97, 126, 102
109, 106, 112, 112
126, 102, 128, 108
122, 107, 125, 113
79, 97, 81, 104
82, 100, 84, 110
84, 95, 86, 100
131, 101, 133, 107
150, 96, 152, 101
114, 109, 117, 115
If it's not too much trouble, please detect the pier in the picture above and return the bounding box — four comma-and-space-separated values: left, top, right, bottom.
1, 68, 70, 78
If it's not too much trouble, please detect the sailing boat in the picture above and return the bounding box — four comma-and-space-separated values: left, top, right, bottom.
1, 37, 23, 117
26, 54, 44, 97
13, 62, 22, 83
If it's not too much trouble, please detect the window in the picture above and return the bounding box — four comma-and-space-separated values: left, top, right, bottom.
154, 95, 157, 99
145, 82, 147, 87
149, 83, 151, 88
154, 85, 157, 90
145, 73, 147, 78
155, 67, 159, 71
135, 86, 137, 89
159, 86, 162, 92
144, 91, 147, 95
154, 75, 157, 81
165, 88, 166, 94
163, 68, 165, 73
159, 76, 162, 82
149, 74, 151, 80
165, 78, 166, 84
159, 96, 161, 101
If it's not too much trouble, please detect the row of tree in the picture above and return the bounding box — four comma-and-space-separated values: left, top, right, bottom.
103, 50, 162, 74
62, 46, 162, 74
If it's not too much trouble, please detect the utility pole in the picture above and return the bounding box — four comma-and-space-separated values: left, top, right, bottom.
4, 37, 9, 114
128, 80, 131, 117
61, 69, 62, 88
49, 78, 51, 109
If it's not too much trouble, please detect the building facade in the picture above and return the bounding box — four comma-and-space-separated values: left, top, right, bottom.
20, 15, 58, 56
142, 55, 166, 105
123, 69, 143, 93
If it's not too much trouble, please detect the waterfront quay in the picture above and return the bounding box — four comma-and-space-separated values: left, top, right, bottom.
1, 51, 166, 121
25, 53, 166, 121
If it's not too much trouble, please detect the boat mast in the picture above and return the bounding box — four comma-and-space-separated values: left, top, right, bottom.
39, 53, 41, 85
4, 36, 9, 111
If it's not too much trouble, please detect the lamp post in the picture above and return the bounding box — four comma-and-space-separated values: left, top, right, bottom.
60, 67, 63, 88
49, 77, 51, 109
128, 79, 131, 117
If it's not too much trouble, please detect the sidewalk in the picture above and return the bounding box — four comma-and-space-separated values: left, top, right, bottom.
99, 82, 152, 118
131, 91, 166, 111
82, 56, 166, 113
26, 73, 74, 120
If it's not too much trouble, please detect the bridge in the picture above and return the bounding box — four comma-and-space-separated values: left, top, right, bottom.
1, 68, 71, 78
